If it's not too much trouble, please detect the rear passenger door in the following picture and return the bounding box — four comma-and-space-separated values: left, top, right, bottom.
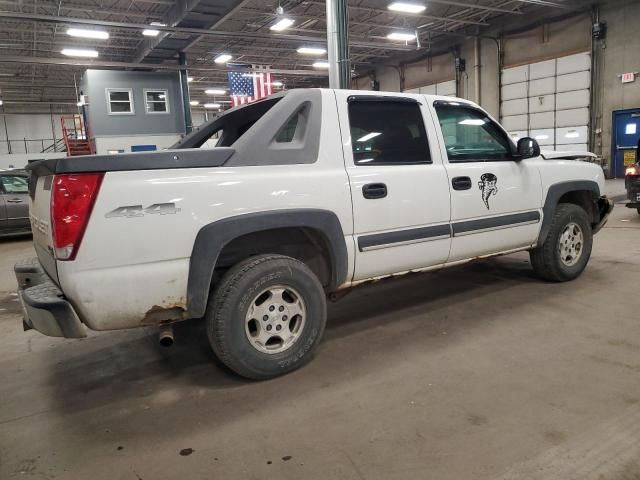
335, 92, 451, 281
430, 100, 542, 261
0, 175, 30, 231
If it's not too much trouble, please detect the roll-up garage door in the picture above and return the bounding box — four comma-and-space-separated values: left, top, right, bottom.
500, 52, 591, 152
404, 79, 456, 96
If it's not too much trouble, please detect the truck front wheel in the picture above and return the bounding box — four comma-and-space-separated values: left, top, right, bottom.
530, 203, 593, 282
206, 254, 327, 380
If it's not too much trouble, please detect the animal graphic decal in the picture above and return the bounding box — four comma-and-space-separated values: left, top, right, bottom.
478, 173, 498, 209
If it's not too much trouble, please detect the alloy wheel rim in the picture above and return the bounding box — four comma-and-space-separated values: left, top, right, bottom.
558, 222, 584, 267
244, 285, 306, 354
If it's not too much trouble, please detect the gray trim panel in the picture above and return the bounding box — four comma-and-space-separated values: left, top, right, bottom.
187, 209, 348, 318
452, 211, 541, 236
358, 224, 451, 252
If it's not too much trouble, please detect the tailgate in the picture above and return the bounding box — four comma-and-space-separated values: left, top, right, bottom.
29, 173, 58, 282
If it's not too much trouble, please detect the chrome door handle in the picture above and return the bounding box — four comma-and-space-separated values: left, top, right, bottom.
7, 198, 23, 203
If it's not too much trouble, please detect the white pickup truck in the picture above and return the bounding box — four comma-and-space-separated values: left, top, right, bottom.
16, 89, 613, 379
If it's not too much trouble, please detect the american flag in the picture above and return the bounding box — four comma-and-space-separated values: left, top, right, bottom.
228, 64, 273, 107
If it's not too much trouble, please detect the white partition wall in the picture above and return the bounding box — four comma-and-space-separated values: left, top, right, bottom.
500, 52, 591, 151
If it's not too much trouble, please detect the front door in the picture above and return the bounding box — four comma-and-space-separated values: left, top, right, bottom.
429, 100, 543, 262
335, 91, 451, 281
613, 109, 640, 178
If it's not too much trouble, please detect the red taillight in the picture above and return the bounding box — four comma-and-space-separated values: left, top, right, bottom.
626, 165, 639, 176
51, 173, 103, 260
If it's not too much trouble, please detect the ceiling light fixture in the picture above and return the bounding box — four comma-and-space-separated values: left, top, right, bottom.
387, 2, 426, 13
297, 47, 327, 55
66, 28, 109, 40
270, 81, 284, 87
387, 32, 416, 41
313, 61, 330, 69
204, 103, 221, 109
190, 100, 199, 106
142, 29, 160, 37
61, 48, 99, 58
214, 54, 233, 64
205, 89, 226, 95
270, 18, 294, 31
187, 77, 194, 82
0, 100, 3, 106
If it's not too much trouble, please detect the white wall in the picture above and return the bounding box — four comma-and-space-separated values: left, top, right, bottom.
0, 152, 66, 170
0, 113, 64, 154
94, 134, 182, 154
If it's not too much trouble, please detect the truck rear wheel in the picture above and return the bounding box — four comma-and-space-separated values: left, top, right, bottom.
206, 254, 327, 380
530, 203, 593, 282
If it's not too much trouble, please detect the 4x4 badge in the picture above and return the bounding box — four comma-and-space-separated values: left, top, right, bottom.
478, 173, 498, 209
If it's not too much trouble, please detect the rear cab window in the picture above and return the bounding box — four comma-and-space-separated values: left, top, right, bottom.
0, 175, 28, 194
347, 98, 431, 166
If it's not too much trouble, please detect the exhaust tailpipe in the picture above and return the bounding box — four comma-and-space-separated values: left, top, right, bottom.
159, 325, 174, 347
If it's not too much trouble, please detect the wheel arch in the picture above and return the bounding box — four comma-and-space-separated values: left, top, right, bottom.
538, 180, 600, 246
187, 209, 348, 318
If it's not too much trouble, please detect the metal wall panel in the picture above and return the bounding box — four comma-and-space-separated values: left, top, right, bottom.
556, 52, 590, 75
529, 59, 556, 80
529, 77, 555, 96
502, 114, 528, 131
556, 126, 589, 144
501, 82, 528, 101
530, 111, 555, 129
556, 71, 590, 92
556, 89, 590, 109
502, 65, 528, 85
421, 84, 436, 94
436, 80, 456, 96
556, 108, 589, 127
529, 94, 555, 113
502, 98, 528, 116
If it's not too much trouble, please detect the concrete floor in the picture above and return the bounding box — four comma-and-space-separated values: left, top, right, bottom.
1, 188, 639, 479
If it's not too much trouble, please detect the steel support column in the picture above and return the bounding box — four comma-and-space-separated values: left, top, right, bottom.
326, 0, 350, 89
179, 52, 193, 134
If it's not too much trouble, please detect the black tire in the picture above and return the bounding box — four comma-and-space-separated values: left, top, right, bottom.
637, 208, 640, 215
530, 203, 593, 282
206, 254, 327, 380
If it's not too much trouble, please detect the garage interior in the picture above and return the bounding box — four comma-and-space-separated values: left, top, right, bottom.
1, 0, 639, 479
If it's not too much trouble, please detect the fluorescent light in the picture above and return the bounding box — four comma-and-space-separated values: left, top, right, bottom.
269, 81, 283, 87
297, 47, 327, 55
387, 32, 416, 41
204, 103, 221, 109
388, 2, 426, 13
189, 100, 199, 106
565, 131, 580, 139
61, 48, 99, 58
205, 89, 226, 95
270, 18, 294, 31
459, 118, 485, 126
0, 100, 3, 106
158, 94, 166, 99
187, 77, 194, 82
214, 54, 232, 64
150, 22, 166, 26
357, 132, 382, 142
142, 29, 160, 37
66, 28, 109, 40
76, 101, 84, 107
313, 61, 330, 69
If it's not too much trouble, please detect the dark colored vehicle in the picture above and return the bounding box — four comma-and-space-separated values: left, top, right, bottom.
0, 172, 30, 236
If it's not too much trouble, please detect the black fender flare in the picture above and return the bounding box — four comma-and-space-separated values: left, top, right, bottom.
537, 180, 600, 245
186, 209, 349, 318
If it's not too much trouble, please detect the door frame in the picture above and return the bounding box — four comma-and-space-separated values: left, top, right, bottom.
611, 107, 640, 179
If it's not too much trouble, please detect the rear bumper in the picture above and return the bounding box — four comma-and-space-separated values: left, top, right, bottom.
14, 257, 86, 338
626, 175, 640, 208
592, 196, 614, 235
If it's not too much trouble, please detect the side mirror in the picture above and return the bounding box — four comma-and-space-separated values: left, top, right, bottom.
516, 137, 540, 160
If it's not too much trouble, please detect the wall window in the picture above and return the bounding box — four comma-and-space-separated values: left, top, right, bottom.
106, 88, 134, 115
348, 99, 431, 165
435, 104, 513, 162
145, 89, 170, 114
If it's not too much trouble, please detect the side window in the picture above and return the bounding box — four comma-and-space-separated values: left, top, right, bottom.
348, 100, 431, 165
434, 104, 513, 162
1, 176, 28, 194
145, 89, 169, 114
106, 88, 134, 115
273, 103, 310, 143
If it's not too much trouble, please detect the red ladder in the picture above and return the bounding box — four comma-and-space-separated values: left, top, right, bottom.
61, 115, 95, 156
